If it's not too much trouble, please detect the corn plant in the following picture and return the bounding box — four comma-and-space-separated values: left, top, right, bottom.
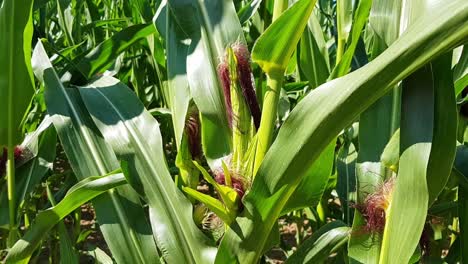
1, 0, 468, 263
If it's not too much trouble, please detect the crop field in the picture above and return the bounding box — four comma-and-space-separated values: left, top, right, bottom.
0, 0, 467, 263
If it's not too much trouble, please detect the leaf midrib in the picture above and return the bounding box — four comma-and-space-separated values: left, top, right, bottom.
91, 86, 200, 264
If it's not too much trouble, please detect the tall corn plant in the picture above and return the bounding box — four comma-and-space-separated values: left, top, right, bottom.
2, 0, 468, 263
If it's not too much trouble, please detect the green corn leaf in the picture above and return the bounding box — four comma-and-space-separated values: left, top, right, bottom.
252, 0, 317, 75
78, 76, 217, 264
285, 221, 350, 264
216, 2, 468, 262
282, 142, 334, 214
32, 41, 160, 264
5, 172, 127, 264
426, 56, 457, 205
0, 0, 35, 145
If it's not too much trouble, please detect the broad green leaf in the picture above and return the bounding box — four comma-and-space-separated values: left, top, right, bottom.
282, 142, 334, 214
5, 173, 127, 264
32, 42, 160, 264
285, 221, 350, 264
78, 76, 217, 264
216, 2, 468, 262
0, 0, 35, 145
380, 66, 433, 264
252, 0, 317, 75
71, 24, 156, 82
426, 56, 457, 204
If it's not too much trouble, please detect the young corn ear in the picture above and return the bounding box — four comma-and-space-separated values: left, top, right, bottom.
175, 105, 201, 189
217, 44, 261, 173
217, 43, 261, 130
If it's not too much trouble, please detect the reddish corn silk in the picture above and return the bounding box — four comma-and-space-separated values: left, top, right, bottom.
0, 146, 24, 177
231, 43, 261, 130
217, 62, 233, 128
355, 177, 395, 233
185, 108, 202, 160
217, 43, 261, 130
214, 171, 246, 199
